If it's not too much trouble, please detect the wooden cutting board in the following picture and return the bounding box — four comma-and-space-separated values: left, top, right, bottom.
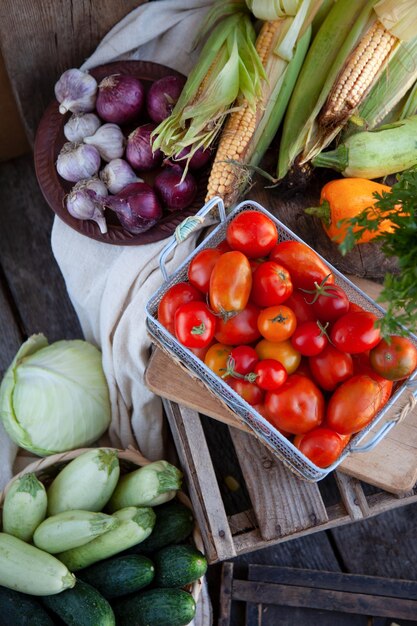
145, 277, 417, 495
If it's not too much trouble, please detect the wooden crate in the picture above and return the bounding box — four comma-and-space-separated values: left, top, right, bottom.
163, 399, 417, 564
218, 564, 417, 625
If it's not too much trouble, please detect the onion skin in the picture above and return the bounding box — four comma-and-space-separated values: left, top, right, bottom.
96, 74, 145, 124
174, 146, 213, 170
105, 182, 162, 234
154, 164, 197, 211
146, 75, 186, 123
126, 123, 163, 171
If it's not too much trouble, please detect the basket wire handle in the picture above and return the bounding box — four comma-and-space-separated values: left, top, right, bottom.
351, 389, 417, 454
159, 196, 226, 282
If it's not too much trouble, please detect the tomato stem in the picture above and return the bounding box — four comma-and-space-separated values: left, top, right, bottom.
299, 273, 336, 304
190, 322, 206, 335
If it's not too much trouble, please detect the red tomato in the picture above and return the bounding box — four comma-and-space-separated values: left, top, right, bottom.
309, 283, 350, 322
369, 335, 417, 381
174, 301, 217, 349
330, 311, 381, 354
215, 303, 261, 345
158, 282, 204, 335
326, 374, 384, 434
226, 210, 278, 258
255, 339, 301, 374
284, 291, 317, 324
257, 305, 297, 342
269, 241, 334, 290
294, 357, 313, 378
188, 248, 222, 294
253, 359, 287, 391
209, 251, 252, 316
204, 343, 232, 377
228, 345, 259, 376
228, 378, 264, 406
291, 321, 328, 357
309, 344, 353, 391
352, 352, 393, 409
251, 261, 293, 307
253, 404, 291, 437
349, 301, 367, 314
216, 239, 232, 253
264, 374, 325, 435
294, 428, 344, 468
188, 342, 213, 361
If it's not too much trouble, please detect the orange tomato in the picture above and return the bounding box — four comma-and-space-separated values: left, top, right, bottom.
209, 251, 252, 316
204, 343, 232, 377
257, 305, 297, 342
255, 339, 301, 374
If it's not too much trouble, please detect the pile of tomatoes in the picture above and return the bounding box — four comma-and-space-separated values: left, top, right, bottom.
157, 210, 417, 469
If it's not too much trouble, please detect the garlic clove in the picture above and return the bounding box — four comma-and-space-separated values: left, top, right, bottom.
64, 112, 101, 143
83, 123, 125, 162
73, 176, 108, 198
56, 142, 101, 183
66, 187, 108, 234
100, 158, 143, 194
55, 68, 98, 115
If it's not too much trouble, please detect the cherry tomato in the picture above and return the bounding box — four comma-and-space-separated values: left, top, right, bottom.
330, 311, 381, 354
352, 352, 393, 409
174, 301, 217, 349
326, 374, 384, 435
256, 339, 301, 374
257, 305, 297, 342
228, 345, 259, 375
308, 282, 350, 322
369, 335, 417, 381
204, 343, 232, 377
291, 321, 328, 356
253, 359, 287, 391
209, 251, 252, 316
265, 374, 325, 435
226, 210, 278, 258
294, 428, 344, 468
269, 241, 334, 290
284, 291, 317, 324
309, 344, 353, 391
158, 282, 204, 335
228, 378, 264, 406
215, 303, 261, 345
251, 261, 293, 307
188, 248, 222, 294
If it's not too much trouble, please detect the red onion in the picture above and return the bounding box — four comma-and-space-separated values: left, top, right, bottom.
146, 75, 186, 123
105, 182, 162, 234
125, 123, 163, 171
96, 74, 145, 124
174, 145, 213, 170
154, 164, 197, 212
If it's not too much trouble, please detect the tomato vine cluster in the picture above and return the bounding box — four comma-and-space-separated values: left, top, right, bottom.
157, 211, 417, 469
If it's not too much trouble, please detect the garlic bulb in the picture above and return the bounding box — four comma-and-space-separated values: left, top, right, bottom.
55, 68, 97, 115
83, 123, 125, 162
64, 113, 101, 143
56, 142, 101, 183
66, 187, 107, 234
100, 158, 143, 194
73, 176, 108, 198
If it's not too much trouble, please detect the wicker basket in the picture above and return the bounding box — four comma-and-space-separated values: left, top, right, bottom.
0, 446, 205, 612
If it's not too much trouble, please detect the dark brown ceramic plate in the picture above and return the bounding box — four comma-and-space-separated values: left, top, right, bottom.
34, 60, 209, 245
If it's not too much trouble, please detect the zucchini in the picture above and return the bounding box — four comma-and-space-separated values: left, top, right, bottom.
47, 448, 120, 515
129, 500, 194, 554
0, 532, 75, 596
42, 579, 115, 626
107, 460, 182, 512
2, 473, 47, 542
33, 509, 118, 553
78, 554, 155, 599
58, 506, 155, 571
154, 544, 207, 588
113, 587, 196, 626
0, 585, 55, 626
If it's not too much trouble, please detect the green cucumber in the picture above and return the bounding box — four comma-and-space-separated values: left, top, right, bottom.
154, 544, 207, 587
0, 532, 75, 596
78, 554, 155, 599
2, 473, 47, 542
0, 585, 55, 625
129, 500, 194, 554
113, 587, 196, 626
107, 460, 182, 512
57, 506, 155, 571
47, 448, 120, 515
33, 509, 118, 553
42, 579, 115, 626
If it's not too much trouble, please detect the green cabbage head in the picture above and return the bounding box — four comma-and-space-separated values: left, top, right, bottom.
0, 334, 111, 455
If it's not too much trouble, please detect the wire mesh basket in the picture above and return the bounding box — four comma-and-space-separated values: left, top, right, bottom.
146, 197, 417, 482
